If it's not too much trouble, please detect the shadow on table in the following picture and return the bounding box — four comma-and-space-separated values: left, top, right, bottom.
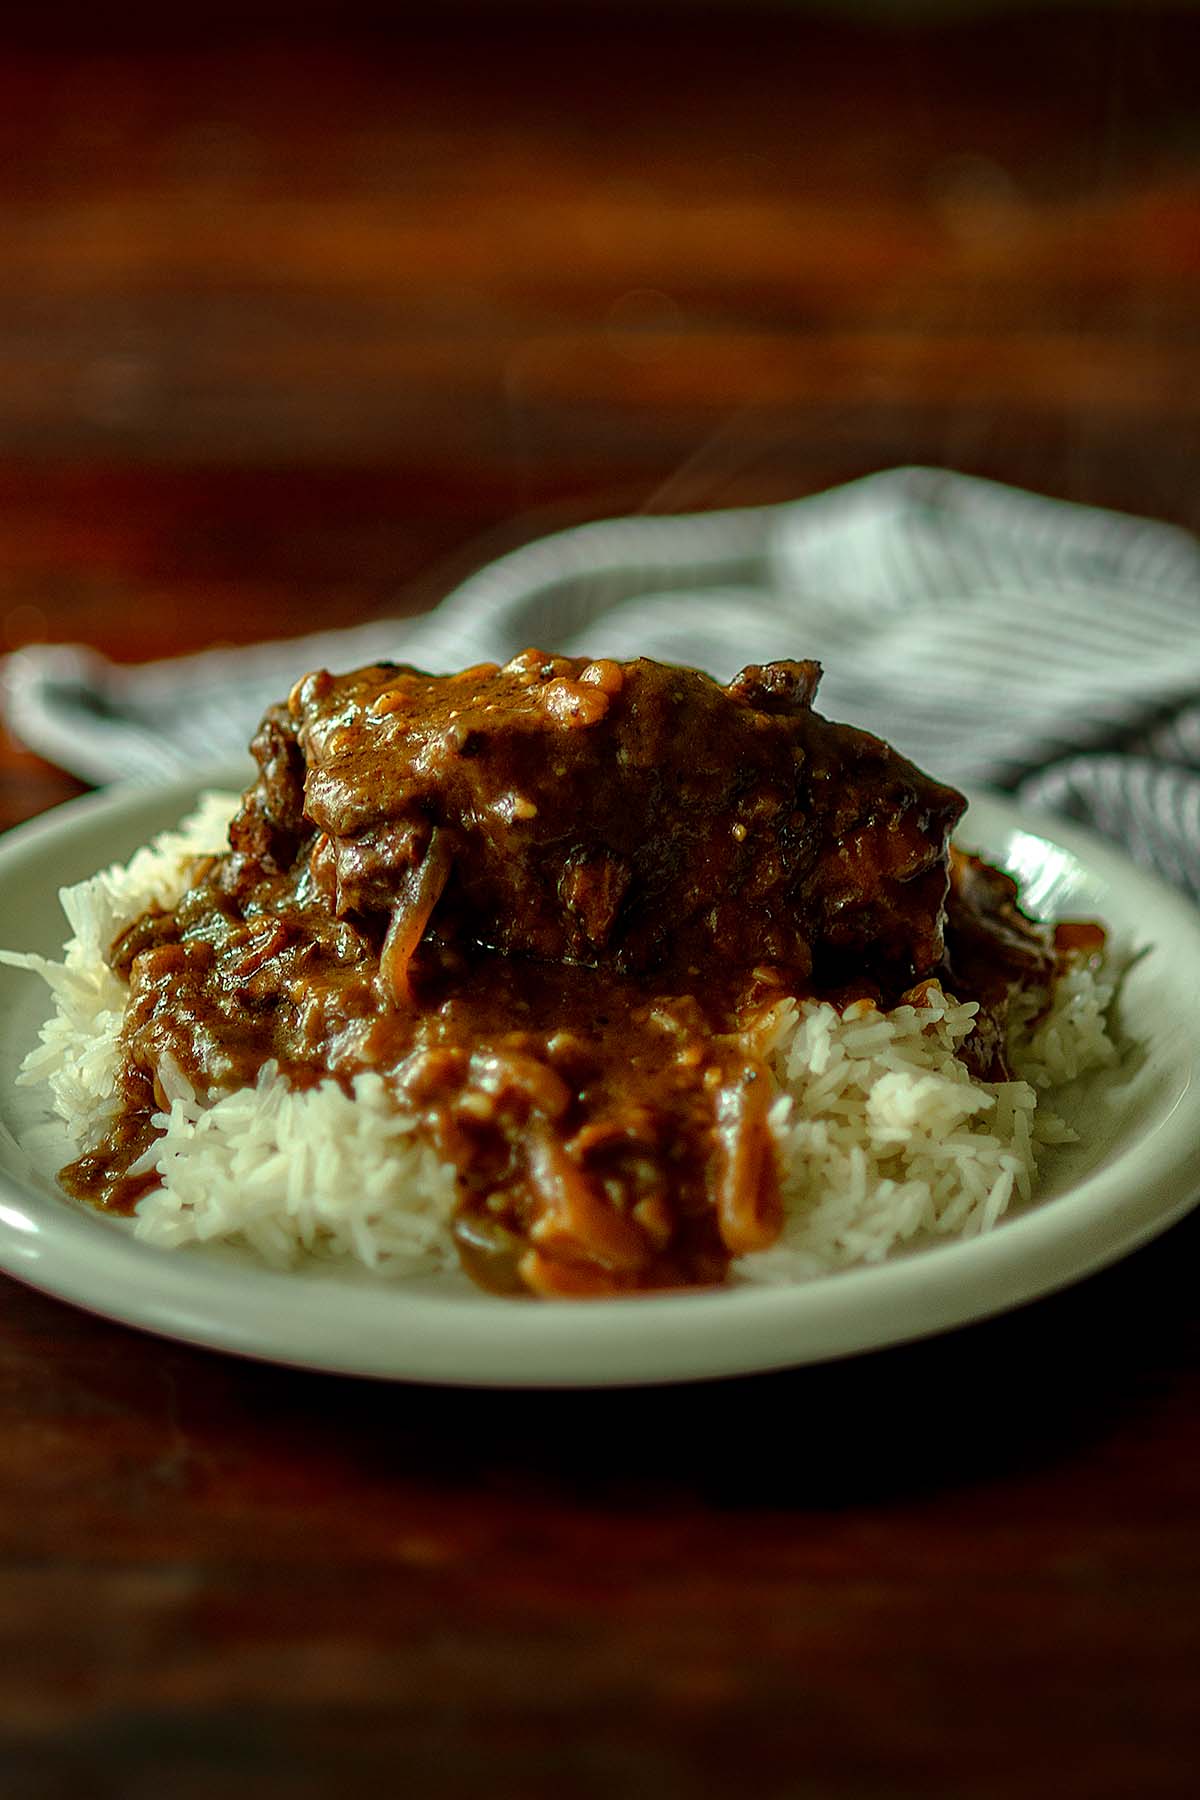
393, 1231, 1195, 1507
154, 1206, 1200, 1513
15, 1203, 1196, 1523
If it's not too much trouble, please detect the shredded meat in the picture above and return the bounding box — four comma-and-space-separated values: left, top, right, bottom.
61, 650, 1085, 1297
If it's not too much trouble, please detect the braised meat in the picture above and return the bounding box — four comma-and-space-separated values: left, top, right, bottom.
236, 649, 965, 992
62, 650, 1072, 1298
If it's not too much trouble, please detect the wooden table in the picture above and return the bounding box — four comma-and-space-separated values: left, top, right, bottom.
2, 10, 1199, 1794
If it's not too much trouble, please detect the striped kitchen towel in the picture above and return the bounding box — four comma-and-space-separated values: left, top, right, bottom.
5, 467, 1200, 896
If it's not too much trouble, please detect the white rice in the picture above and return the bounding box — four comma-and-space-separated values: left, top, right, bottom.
1, 795, 1119, 1286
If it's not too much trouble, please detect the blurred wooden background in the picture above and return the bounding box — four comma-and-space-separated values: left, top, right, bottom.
1, 4, 1197, 705
2, 9, 1200, 1797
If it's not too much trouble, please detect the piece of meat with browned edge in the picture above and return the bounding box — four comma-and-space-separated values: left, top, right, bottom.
941, 848, 1068, 1080
240, 649, 966, 999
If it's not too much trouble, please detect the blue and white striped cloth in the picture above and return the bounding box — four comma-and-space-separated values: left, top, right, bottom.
6, 467, 1200, 898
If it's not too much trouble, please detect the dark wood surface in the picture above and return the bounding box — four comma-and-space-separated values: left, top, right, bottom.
2, 10, 1199, 1795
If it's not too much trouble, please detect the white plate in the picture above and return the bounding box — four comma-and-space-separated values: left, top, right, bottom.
1, 774, 1199, 1387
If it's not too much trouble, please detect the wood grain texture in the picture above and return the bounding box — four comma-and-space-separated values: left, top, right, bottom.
1, 9, 1198, 1794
